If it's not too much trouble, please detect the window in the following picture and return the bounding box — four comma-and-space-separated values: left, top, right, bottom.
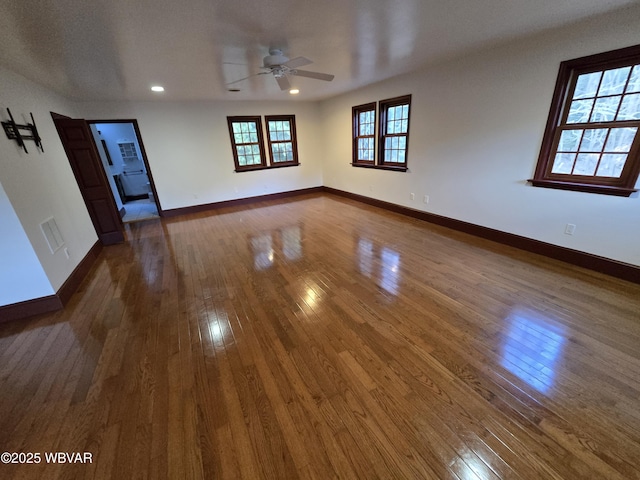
265, 115, 299, 167
379, 95, 411, 169
351, 95, 411, 171
227, 116, 267, 171
352, 103, 376, 165
227, 115, 300, 172
531, 45, 640, 196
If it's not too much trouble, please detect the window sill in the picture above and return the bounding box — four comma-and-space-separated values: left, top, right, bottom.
235, 162, 300, 173
351, 163, 408, 172
528, 178, 637, 197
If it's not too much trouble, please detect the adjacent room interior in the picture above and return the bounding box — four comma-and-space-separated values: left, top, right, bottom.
1, 1, 639, 478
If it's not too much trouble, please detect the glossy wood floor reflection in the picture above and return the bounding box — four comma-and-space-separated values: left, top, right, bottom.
2, 193, 640, 480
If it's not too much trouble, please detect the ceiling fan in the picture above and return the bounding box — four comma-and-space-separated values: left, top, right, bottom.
227, 49, 335, 91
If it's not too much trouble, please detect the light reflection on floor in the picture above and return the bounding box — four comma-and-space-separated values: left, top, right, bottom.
357, 237, 401, 296
251, 234, 275, 270
501, 310, 566, 394
250, 225, 303, 270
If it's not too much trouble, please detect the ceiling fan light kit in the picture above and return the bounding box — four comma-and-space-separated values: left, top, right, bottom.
262, 49, 290, 68
227, 48, 335, 91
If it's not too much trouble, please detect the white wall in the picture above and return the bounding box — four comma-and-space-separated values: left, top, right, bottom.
75, 100, 324, 211
0, 66, 98, 296
320, 6, 640, 267
0, 181, 53, 305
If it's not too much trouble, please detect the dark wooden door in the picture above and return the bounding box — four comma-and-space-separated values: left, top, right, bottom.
53, 118, 124, 245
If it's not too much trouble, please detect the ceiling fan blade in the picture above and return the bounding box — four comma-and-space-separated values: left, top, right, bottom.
291, 69, 335, 81
283, 56, 312, 69
275, 74, 291, 91
226, 72, 269, 86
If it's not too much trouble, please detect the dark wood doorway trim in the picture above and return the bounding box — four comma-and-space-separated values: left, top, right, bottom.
87, 119, 163, 217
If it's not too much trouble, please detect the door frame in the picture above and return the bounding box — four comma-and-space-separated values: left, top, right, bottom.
51, 113, 125, 245
87, 119, 163, 217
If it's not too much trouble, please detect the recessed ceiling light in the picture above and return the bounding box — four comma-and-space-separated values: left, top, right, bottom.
289, 89, 300, 95
151, 86, 165, 92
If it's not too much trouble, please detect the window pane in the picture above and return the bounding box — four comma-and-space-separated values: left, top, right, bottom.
626, 65, 640, 93
567, 99, 594, 124
387, 119, 395, 134
604, 127, 637, 152
596, 154, 627, 177
558, 129, 583, 152
580, 128, 608, 152
590, 96, 621, 122
551, 153, 576, 174
273, 143, 293, 162
573, 153, 599, 175
233, 123, 242, 133
573, 72, 601, 99
248, 123, 257, 133
268, 126, 277, 141
598, 66, 631, 96
358, 139, 370, 159
616, 93, 640, 120
388, 107, 396, 121
358, 109, 375, 137
234, 133, 243, 143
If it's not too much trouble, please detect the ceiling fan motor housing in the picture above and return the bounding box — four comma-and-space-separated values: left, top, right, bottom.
263, 49, 289, 68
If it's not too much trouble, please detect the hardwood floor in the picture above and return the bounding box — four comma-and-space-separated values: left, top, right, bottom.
1, 192, 639, 479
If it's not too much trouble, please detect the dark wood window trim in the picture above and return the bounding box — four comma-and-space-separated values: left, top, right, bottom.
350, 162, 408, 172
352, 102, 376, 166
265, 115, 300, 167
227, 116, 267, 172
530, 45, 640, 197
351, 96, 411, 172
378, 95, 412, 169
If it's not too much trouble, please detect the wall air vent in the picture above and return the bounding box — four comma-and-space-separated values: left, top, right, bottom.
40, 217, 65, 254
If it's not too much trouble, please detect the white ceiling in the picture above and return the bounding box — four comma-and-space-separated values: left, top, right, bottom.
0, 0, 637, 102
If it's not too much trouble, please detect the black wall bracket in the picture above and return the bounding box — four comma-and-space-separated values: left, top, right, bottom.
2, 108, 44, 153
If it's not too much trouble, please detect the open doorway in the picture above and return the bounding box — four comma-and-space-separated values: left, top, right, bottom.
87, 120, 161, 223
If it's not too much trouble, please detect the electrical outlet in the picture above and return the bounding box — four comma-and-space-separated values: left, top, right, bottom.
423, 195, 429, 204
410, 193, 415, 200
565, 223, 576, 235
